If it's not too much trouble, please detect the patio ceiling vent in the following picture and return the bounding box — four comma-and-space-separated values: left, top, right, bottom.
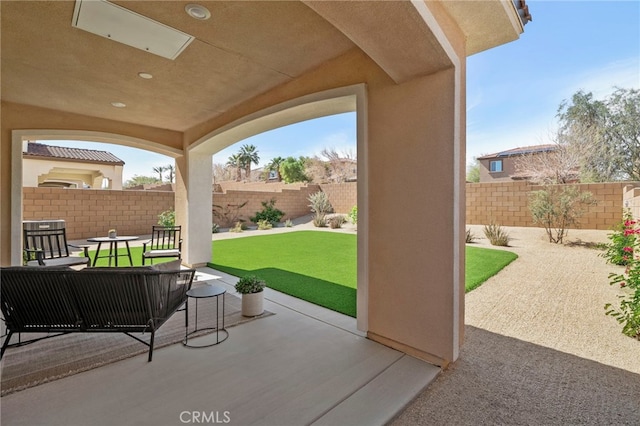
72, 0, 194, 60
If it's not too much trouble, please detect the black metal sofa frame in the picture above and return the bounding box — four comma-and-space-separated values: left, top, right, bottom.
0, 265, 195, 362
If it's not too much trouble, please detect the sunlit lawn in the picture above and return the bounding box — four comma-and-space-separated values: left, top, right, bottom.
208, 231, 518, 317
88, 231, 517, 317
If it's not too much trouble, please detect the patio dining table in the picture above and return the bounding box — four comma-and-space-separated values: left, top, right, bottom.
87, 236, 139, 267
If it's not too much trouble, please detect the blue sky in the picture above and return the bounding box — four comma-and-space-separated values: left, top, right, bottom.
42, 1, 639, 181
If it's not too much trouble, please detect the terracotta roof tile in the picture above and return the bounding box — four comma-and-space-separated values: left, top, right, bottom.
24, 142, 124, 165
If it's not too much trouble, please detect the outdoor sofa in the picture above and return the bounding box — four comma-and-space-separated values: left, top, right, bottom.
0, 262, 195, 361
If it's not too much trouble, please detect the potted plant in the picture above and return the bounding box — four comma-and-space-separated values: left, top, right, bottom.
234, 275, 266, 317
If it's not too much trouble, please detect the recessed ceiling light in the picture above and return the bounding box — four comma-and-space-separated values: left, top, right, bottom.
185, 4, 211, 20
138, 72, 153, 79
111, 102, 126, 108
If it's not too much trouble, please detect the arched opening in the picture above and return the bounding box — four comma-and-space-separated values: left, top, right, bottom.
187, 84, 369, 331
10, 130, 183, 265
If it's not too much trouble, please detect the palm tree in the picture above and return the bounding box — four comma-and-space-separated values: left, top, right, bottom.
266, 156, 284, 181
239, 144, 260, 179
164, 164, 175, 183
227, 154, 243, 181
152, 166, 165, 183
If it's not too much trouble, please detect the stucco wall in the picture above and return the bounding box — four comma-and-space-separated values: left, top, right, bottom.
466, 181, 632, 230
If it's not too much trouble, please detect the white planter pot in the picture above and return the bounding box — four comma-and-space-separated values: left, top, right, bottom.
241, 291, 264, 317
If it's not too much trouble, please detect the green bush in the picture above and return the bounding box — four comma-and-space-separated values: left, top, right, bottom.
604, 211, 640, 340
158, 209, 175, 227
250, 199, 284, 226
602, 210, 636, 266
483, 222, 511, 246
349, 206, 358, 224
234, 275, 266, 294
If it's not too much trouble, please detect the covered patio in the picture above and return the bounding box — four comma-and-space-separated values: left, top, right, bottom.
1, 1, 530, 422
1, 267, 440, 425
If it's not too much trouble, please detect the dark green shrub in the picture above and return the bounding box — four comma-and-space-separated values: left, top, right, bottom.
250, 199, 284, 226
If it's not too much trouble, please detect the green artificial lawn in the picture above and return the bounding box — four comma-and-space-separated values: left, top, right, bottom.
87, 246, 173, 267
465, 245, 518, 292
208, 231, 518, 318
210, 231, 357, 317
88, 232, 517, 317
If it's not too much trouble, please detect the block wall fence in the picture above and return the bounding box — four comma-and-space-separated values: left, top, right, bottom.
22, 182, 358, 240
466, 181, 638, 230
23, 181, 636, 240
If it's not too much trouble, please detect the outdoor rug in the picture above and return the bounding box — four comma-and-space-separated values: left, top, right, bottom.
0, 290, 273, 396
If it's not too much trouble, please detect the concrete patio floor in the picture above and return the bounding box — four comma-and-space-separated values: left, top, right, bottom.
0, 267, 440, 426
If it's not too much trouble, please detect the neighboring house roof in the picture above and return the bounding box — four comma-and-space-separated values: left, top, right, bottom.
478, 144, 557, 160
23, 142, 125, 165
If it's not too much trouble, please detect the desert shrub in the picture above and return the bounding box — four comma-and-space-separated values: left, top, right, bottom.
284, 219, 294, 228
250, 199, 284, 226
313, 215, 327, 227
349, 206, 358, 224
466, 229, 478, 243
308, 191, 333, 228
602, 210, 637, 266
329, 215, 346, 229
213, 201, 248, 228
483, 222, 511, 246
158, 209, 175, 227
529, 185, 596, 244
230, 221, 247, 233
257, 219, 273, 230
212, 223, 220, 234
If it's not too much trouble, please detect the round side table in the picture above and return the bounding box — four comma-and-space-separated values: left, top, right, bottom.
183, 284, 229, 348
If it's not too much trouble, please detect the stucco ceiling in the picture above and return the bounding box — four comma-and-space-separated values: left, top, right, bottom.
1, 1, 524, 134
1, 1, 356, 132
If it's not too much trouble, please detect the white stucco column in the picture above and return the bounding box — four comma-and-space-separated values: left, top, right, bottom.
175, 151, 212, 267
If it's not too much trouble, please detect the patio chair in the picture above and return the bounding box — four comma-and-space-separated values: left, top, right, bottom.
142, 225, 182, 265
23, 226, 91, 267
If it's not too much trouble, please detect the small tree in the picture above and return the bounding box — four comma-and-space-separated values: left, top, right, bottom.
280, 156, 310, 183
529, 185, 596, 244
